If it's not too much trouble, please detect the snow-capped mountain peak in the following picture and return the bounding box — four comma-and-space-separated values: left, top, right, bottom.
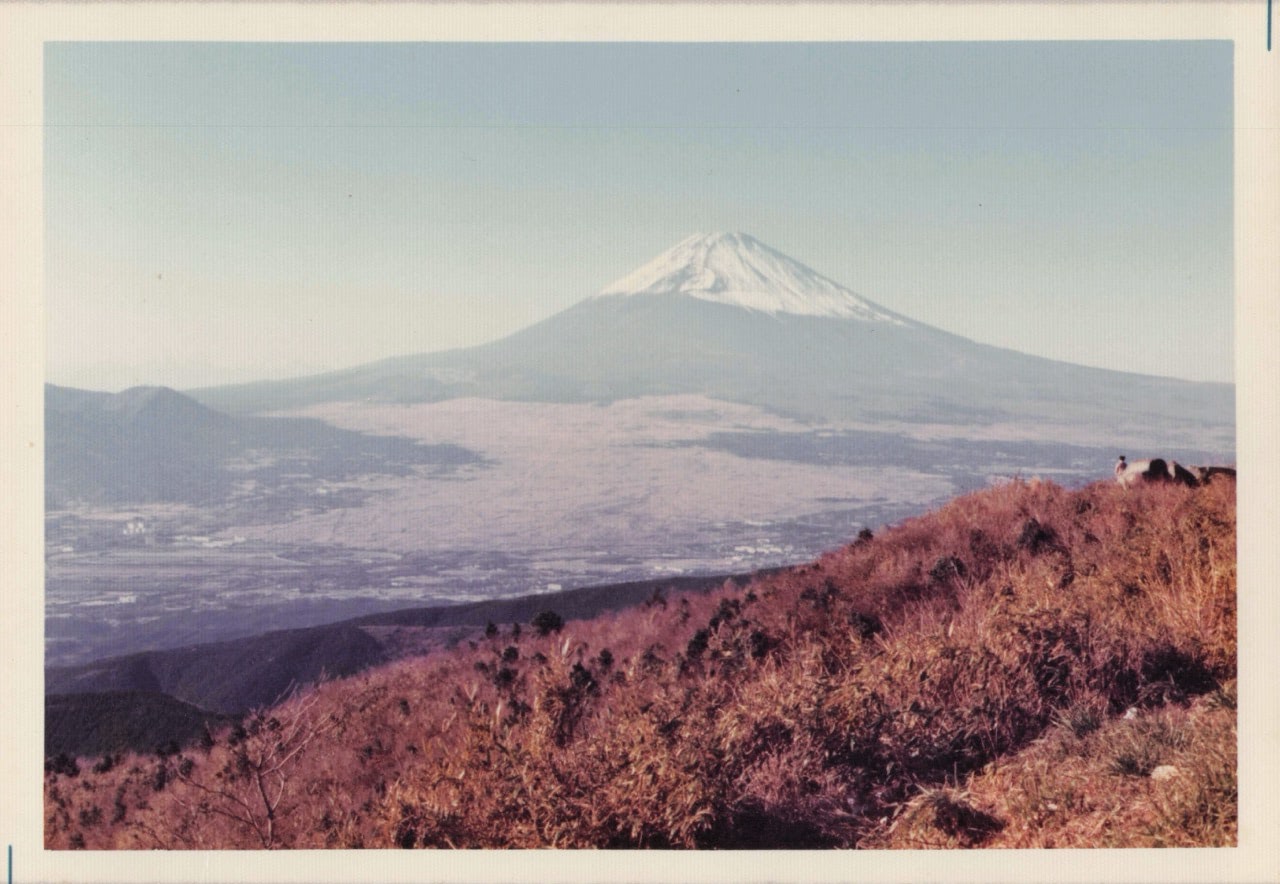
595, 232, 904, 322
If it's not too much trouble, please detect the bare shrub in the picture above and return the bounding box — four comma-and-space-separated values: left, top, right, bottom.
169, 690, 334, 848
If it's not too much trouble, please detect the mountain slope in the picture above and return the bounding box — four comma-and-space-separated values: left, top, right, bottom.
44, 478, 1237, 849
187, 233, 1233, 437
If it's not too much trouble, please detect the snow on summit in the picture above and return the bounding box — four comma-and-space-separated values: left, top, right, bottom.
596, 232, 904, 322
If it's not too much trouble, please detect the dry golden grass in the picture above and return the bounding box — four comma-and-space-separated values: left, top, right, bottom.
864, 682, 1237, 849
45, 477, 1236, 849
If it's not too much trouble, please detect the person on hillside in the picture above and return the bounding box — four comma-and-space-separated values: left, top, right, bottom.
1114, 455, 1129, 483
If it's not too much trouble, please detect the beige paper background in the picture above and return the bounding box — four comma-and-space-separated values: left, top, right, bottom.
1, 3, 1275, 882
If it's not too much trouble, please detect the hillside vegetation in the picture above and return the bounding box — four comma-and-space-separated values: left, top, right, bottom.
44, 478, 1236, 849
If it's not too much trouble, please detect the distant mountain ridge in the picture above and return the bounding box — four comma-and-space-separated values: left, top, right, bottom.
187, 233, 1233, 444
45, 383, 482, 507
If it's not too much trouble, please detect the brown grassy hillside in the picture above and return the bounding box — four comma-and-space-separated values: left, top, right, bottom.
44, 478, 1236, 849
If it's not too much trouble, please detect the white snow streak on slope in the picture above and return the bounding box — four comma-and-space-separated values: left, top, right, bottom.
596, 232, 905, 322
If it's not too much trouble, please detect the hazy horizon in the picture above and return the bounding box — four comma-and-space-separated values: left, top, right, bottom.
45, 41, 1234, 392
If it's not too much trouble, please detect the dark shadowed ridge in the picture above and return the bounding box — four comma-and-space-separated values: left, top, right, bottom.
44, 571, 768, 754
45, 692, 235, 759
46, 623, 391, 717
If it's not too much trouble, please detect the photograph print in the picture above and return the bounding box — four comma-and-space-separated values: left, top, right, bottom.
41, 40, 1237, 851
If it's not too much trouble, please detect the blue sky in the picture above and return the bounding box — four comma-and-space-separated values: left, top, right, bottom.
45, 41, 1234, 389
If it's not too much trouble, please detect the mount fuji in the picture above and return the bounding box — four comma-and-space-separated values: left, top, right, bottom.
594, 231, 906, 322
190, 232, 1233, 436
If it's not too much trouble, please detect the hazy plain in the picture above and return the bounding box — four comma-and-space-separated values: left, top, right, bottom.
249, 396, 952, 553
43, 395, 954, 665
47, 390, 1233, 668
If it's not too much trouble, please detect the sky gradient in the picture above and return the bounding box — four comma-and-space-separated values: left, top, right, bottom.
45, 41, 1234, 390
